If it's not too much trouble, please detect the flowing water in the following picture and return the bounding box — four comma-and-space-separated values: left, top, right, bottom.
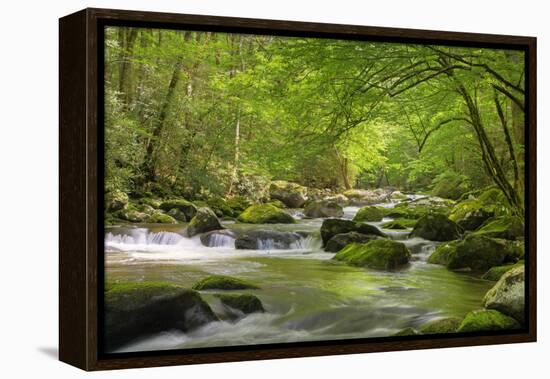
104, 195, 493, 353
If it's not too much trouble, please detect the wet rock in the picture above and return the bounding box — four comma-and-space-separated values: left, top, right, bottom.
304, 200, 344, 218
192, 275, 260, 290
200, 229, 236, 247
104, 282, 218, 351
410, 213, 462, 241
419, 317, 462, 334
472, 216, 524, 240
353, 206, 384, 222
333, 240, 411, 270
269, 180, 308, 208
159, 199, 198, 221
483, 266, 525, 324
320, 218, 386, 245
325, 232, 380, 252
215, 293, 265, 315
237, 204, 296, 224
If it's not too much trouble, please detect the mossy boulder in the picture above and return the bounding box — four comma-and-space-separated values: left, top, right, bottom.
187, 207, 224, 237
482, 261, 524, 281
104, 282, 218, 351
392, 327, 419, 336
167, 208, 187, 222
192, 275, 259, 290
323, 194, 349, 205
483, 266, 525, 324
472, 216, 524, 240
381, 219, 417, 230
431, 172, 470, 200
269, 180, 307, 208
146, 211, 177, 224
266, 199, 286, 209
419, 317, 462, 334
235, 230, 305, 250
353, 206, 384, 222
410, 213, 462, 241
448, 235, 511, 271
427, 240, 461, 265
215, 293, 265, 314
457, 309, 520, 333
333, 240, 411, 270
343, 188, 388, 205
304, 200, 344, 218
204, 197, 237, 218
392, 197, 453, 219
449, 198, 494, 231
237, 204, 296, 224
320, 219, 386, 245
159, 199, 198, 221
106, 189, 129, 212
325, 232, 380, 253
140, 197, 162, 209
115, 208, 148, 223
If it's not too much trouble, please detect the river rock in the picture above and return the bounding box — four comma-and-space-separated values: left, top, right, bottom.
381, 219, 417, 229
323, 194, 349, 205
215, 293, 265, 315
325, 232, 380, 252
333, 240, 411, 270
428, 235, 515, 271
237, 204, 296, 224
235, 230, 306, 250
106, 189, 129, 212
269, 180, 308, 208
146, 211, 178, 224
304, 200, 344, 218
192, 275, 259, 290
187, 207, 224, 237
116, 208, 148, 223
419, 317, 463, 334
104, 282, 218, 351
482, 261, 524, 281
410, 213, 462, 241
472, 216, 524, 240
483, 266, 525, 324
200, 229, 236, 247
457, 309, 520, 332
449, 198, 494, 231
353, 205, 384, 222
167, 208, 187, 222
320, 219, 386, 245
390, 191, 408, 201
159, 199, 198, 221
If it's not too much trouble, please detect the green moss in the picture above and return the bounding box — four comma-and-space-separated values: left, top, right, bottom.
410, 213, 462, 241
427, 240, 460, 265
215, 293, 265, 314
320, 218, 385, 245
353, 206, 384, 222
419, 317, 463, 334
237, 204, 296, 224
187, 207, 224, 237
473, 216, 524, 240
381, 219, 417, 229
147, 211, 177, 224
392, 327, 419, 336
457, 309, 520, 333
192, 275, 260, 290
105, 281, 188, 309
265, 199, 286, 208
333, 240, 411, 270
449, 198, 493, 231
159, 199, 198, 220
482, 261, 524, 281
447, 235, 509, 271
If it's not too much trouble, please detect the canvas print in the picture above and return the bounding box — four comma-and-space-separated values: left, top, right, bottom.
103, 26, 526, 354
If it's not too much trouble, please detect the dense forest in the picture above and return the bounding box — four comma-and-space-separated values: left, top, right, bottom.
103, 27, 527, 352
104, 27, 525, 217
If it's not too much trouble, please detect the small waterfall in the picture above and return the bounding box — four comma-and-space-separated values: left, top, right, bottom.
105, 228, 183, 251
290, 235, 322, 250
205, 233, 236, 248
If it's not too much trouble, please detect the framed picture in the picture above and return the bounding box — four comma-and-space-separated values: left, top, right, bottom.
59, 8, 536, 371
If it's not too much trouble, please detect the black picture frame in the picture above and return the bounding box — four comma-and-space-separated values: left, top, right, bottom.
59, 7, 537, 371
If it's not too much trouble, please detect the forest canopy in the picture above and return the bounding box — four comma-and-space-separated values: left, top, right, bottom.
104, 26, 525, 216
